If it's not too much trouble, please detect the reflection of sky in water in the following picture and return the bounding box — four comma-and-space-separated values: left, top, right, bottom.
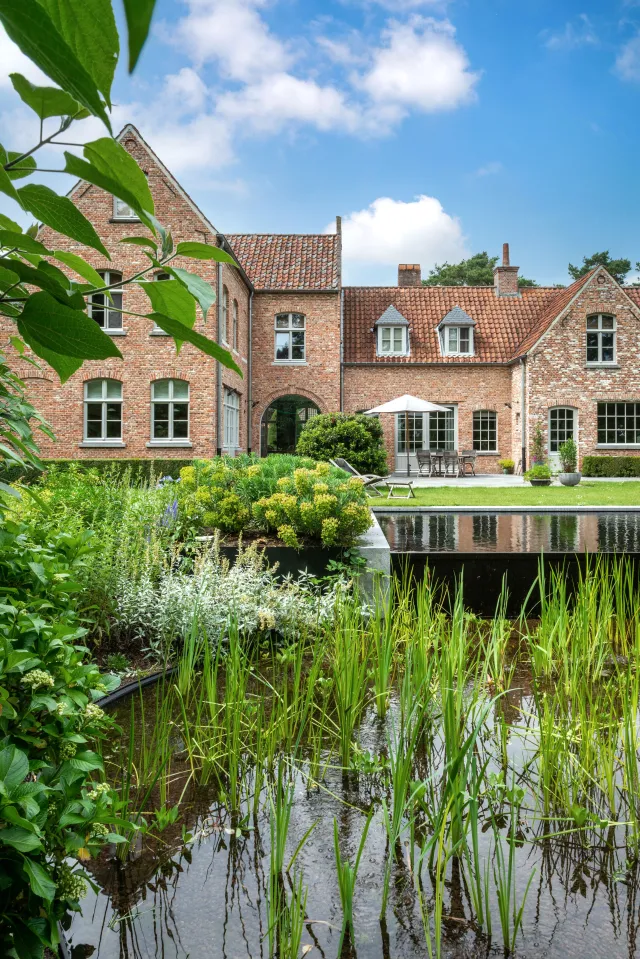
377, 512, 640, 553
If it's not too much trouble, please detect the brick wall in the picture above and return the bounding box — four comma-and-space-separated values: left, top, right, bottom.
526, 272, 640, 467
250, 291, 341, 451
1, 132, 251, 460
343, 365, 513, 472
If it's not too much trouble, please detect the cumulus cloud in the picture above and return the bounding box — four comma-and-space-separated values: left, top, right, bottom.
330, 194, 466, 282
0, 27, 49, 88
542, 14, 599, 51
615, 34, 640, 82
358, 17, 480, 112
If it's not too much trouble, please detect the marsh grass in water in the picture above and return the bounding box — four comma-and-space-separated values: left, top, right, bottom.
71, 561, 640, 959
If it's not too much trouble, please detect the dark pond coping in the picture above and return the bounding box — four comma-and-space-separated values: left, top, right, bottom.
374, 505, 640, 513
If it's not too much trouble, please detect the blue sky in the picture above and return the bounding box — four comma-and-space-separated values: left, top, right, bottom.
2, 0, 640, 285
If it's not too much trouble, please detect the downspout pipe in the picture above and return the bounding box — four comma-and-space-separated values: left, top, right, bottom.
247, 289, 253, 453
520, 356, 526, 472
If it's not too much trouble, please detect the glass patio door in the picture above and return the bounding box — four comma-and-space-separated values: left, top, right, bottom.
548, 407, 576, 470
395, 407, 456, 471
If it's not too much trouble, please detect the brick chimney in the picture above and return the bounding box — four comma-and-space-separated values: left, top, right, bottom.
493, 243, 519, 297
398, 264, 421, 288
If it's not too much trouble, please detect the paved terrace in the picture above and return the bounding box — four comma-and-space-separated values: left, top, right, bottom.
385, 473, 638, 487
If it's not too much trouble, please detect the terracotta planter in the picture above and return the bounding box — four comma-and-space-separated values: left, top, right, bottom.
559, 472, 581, 487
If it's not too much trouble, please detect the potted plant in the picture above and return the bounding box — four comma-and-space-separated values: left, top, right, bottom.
531, 422, 546, 465
524, 464, 552, 487
498, 458, 515, 475
558, 438, 580, 486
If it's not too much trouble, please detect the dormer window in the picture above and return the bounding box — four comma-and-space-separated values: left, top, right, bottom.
437, 305, 476, 357
374, 304, 410, 356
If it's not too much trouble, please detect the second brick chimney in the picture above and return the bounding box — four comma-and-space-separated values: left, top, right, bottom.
493, 243, 519, 297
398, 264, 422, 288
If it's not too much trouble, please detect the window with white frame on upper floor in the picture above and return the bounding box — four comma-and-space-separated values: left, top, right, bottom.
224, 388, 240, 450
442, 326, 473, 355
274, 313, 306, 362
377, 326, 408, 355
221, 286, 229, 343
113, 196, 139, 220
88, 271, 123, 332
151, 379, 189, 442
84, 379, 122, 442
586, 314, 616, 364
232, 299, 238, 351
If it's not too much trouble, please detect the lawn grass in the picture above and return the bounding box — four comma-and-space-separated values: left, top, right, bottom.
367, 481, 640, 507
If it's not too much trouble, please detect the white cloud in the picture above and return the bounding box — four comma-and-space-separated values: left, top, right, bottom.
542, 14, 599, 51
175, 0, 292, 81
330, 194, 466, 277
0, 27, 50, 88
615, 34, 640, 81
475, 160, 503, 177
163, 68, 209, 114
358, 17, 480, 111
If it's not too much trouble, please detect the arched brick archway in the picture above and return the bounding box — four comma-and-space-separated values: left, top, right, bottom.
260, 394, 322, 456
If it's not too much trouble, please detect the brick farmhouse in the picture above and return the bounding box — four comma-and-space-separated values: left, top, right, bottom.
8, 126, 640, 474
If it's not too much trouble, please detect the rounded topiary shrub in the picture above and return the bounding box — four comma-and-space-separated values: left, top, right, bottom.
296, 413, 388, 475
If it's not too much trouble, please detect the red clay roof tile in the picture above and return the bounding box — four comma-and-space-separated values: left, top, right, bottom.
226, 234, 340, 291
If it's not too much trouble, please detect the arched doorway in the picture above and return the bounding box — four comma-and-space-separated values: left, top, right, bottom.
261, 395, 320, 455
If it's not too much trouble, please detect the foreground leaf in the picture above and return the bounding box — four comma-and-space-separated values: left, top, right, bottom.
175, 241, 236, 264
9, 72, 81, 119
0, 231, 50, 256
168, 266, 216, 321
139, 279, 196, 328
0, 0, 111, 129
19, 291, 123, 360
18, 184, 110, 258
17, 321, 83, 383
23, 858, 56, 901
149, 312, 242, 374
123, 0, 156, 71
84, 138, 154, 215
53, 250, 104, 288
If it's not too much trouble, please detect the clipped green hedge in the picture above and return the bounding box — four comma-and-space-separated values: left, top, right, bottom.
0, 458, 196, 485
582, 455, 640, 477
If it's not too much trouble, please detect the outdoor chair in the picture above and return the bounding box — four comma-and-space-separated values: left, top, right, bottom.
329, 458, 415, 499
416, 450, 434, 476
458, 450, 477, 476
443, 451, 459, 477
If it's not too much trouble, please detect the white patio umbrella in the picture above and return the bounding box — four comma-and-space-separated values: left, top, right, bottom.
363, 394, 450, 476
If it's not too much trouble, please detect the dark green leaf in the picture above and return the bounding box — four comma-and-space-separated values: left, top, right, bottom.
0, 165, 21, 203
0, 257, 72, 303
168, 266, 216, 320
53, 250, 103, 288
175, 241, 236, 264
64, 151, 147, 225
70, 750, 103, 772
0, 745, 28, 792
83, 138, 154, 215
0, 265, 20, 290
0, 0, 111, 129
0, 826, 42, 852
139, 279, 196, 328
9, 72, 81, 119
123, 0, 156, 71
23, 858, 56, 901
19, 291, 122, 360
0, 213, 22, 232
37, 0, 119, 106
0, 231, 50, 256
0, 151, 37, 181
18, 183, 110, 258
120, 236, 157, 251
149, 312, 242, 374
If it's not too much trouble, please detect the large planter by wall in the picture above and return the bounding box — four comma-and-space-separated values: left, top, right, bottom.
559, 472, 581, 487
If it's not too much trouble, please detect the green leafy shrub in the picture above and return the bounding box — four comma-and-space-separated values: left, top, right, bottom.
498, 458, 515, 473
296, 413, 388, 475
558, 438, 578, 473
582, 455, 640, 477
0, 458, 195, 487
530, 423, 546, 465
0, 518, 125, 957
524, 464, 552, 482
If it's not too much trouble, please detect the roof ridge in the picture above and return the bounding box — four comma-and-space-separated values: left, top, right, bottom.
226, 232, 337, 238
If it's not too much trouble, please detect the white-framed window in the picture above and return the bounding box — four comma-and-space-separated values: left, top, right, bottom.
151, 272, 171, 334
549, 407, 575, 452
113, 196, 139, 220
221, 286, 229, 343
473, 410, 497, 452
441, 326, 473, 356
274, 313, 306, 363
377, 326, 408, 355
88, 271, 123, 331
224, 388, 240, 450
84, 379, 122, 442
597, 402, 640, 446
232, 299, 238, 351
587, 314, 616, 364
397, 407, 457, 453
151, 379, 189, 442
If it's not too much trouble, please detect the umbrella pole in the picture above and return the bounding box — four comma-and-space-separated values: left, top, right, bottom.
406, 409, 410, 477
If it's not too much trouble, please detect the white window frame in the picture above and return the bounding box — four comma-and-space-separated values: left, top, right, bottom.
473, 410, 498, 452
88, 271, 124, 332
441, 326, 473, 356
151, 272, 171, 335
586, 314, 616, 365
377, 325, 408, 356
83, 379, 123, 443
150, 379, 190, 444
274, 313, 306, 364
223, 388, 240, 451
112, 196, 140, 221
221, 286, 229, 344
232, 299, 238, 351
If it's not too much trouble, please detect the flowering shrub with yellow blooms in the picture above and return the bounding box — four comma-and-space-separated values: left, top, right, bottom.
177, 454, 371, 547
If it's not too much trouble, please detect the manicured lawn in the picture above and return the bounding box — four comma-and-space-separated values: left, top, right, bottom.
368, 481, 640, 507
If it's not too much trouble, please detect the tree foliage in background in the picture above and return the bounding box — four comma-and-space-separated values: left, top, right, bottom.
423, 251, 538, 288
568, 251, 632, 285
0, 0, 240, 476
296, 412, 388, 476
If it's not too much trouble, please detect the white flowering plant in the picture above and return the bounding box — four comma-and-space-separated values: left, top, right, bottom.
0, 517, 129, 957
